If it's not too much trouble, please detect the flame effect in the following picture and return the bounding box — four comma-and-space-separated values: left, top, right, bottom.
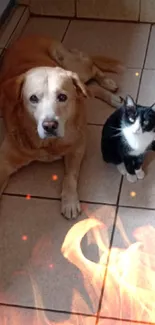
1, 213, 155, 324
62, 218, 155, 323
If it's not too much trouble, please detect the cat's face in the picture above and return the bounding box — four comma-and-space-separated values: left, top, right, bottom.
123, 96, 155, 134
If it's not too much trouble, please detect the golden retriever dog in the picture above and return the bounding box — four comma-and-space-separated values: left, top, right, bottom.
0, 36, 123, 219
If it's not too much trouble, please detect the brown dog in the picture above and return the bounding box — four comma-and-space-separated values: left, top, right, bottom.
0, 36, 123, 219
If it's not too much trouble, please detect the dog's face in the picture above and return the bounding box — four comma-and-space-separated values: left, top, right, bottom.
21, 67, 87, 139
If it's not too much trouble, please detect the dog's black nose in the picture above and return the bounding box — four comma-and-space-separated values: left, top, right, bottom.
42, 119, 58, 134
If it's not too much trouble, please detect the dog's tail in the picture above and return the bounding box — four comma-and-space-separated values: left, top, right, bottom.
92, 55, 125, 74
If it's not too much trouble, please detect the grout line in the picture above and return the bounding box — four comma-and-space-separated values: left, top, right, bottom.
1, 302, 153, 325
95, 177, 123, 324
5, 193, 155, 212
74, 0, 77, 18
98, 315, 155, 325
116, 176, 124, 207
143, 68, 155, 71
0, 302, 97, 319
61, 19, 71, 42
29, 13, 152, 25
3, 192, 61, 201
15, 7, 30, 38
2, 192, 117, 207
118, 204, 155, 212
136, 24, 152, 103
138, 0, 141, 22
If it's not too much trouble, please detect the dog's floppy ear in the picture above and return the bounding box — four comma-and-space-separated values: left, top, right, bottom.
68, 71, 88, 98
1, 74, 25, 103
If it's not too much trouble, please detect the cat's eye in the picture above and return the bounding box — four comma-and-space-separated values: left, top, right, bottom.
129, 117, 135, 123
143, 120, 149, 126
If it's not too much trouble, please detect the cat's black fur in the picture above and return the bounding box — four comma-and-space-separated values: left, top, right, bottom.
101, 95, 155, 177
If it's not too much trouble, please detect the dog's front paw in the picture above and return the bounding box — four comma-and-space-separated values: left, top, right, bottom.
111, 94, 123, 109
61, 196, 81, 220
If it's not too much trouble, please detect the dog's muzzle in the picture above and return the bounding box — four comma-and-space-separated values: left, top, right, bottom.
42, 119, 59, 137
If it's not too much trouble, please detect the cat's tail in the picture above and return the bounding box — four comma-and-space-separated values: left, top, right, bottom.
92, 55, 125, 74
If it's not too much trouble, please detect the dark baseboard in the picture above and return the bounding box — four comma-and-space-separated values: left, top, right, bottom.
0, 0, 16, 27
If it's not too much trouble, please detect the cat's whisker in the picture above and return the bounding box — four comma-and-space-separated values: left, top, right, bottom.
111, 131, 122, 138
110, 126, 122, 131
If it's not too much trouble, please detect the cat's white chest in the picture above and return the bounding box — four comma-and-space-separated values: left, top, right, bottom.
122, 126, 155, 156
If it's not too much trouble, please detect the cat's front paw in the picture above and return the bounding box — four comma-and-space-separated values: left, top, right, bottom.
126, 173, 137, 183
135, 168, 145, 180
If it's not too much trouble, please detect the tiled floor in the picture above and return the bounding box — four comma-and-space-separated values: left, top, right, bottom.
0, 6, 155, 325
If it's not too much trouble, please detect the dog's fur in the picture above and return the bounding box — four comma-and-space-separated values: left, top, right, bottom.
0, 36, 123, 219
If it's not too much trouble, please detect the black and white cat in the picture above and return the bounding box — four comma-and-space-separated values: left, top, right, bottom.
101, 95, 155, 182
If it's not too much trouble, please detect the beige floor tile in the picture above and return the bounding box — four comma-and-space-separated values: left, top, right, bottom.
101, 207, 155, 322
63, 21, 150, 68
22, 17, 69, 40
86, 69, 141, 124
145, 26, 155, 69
138, 69, 155, 106
119, 151, 155, 209
140, 0, 155, 23
77, 0, 139, 21
0, 195, 115, 313
79, 126, 121, 204
98, 320, 142, 325
5, 126, 121, 205
0, 6, 26, 48
30, 0, 75, 17
0, 305, 96, 325
8, 7, 29, 45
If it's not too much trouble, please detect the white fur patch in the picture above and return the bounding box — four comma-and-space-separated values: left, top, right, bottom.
126, 173, 137, 183
117, 163, 127, 175
122, 117, 155, 156
135, 168, 145, 180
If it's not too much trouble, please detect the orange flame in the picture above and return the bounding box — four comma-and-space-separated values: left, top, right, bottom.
1, 213, 155, 324
62, 218, 155, 323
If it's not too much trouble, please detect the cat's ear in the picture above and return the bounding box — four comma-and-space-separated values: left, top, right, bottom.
125, 95, 135, 109
150, 103, 155, 111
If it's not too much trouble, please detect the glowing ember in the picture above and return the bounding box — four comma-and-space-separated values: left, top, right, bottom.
49, 264, 53, 269
130, 191, 136, 197
22, 235, 28, 241
135, 72, 139, 76
26, 194, 31, 200
51, 174, 58, 181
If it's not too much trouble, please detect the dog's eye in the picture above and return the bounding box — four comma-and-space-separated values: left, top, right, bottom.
57, 93, 67, 102
30, 95, 39, 103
